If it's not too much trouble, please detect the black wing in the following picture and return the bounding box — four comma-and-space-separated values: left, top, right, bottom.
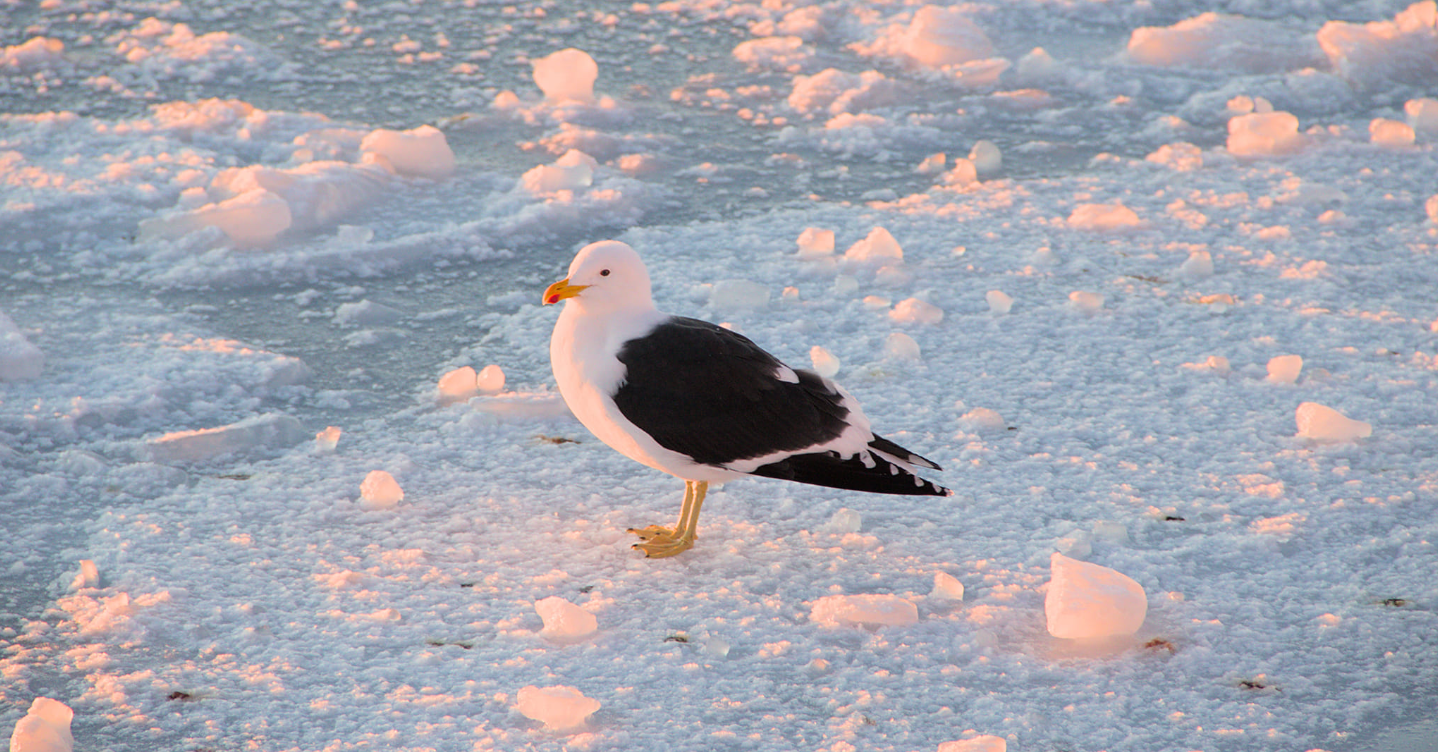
612, 317, 850, 466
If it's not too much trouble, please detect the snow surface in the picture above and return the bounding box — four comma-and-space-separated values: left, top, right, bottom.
3, 1, 1438, 751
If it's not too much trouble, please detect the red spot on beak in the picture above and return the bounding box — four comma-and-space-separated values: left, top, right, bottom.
545, 294, 560, 305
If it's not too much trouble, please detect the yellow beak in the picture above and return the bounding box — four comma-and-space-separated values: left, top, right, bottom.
543, 278, 589, 305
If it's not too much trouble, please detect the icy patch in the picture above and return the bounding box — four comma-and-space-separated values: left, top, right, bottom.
1266, 354, 1304, 384
515, 685, 600, 731
1127, 13, 1322, 72
845, 227, 903, 263
533, 48, 598, 103
7, 697, 73, 752
359, 470, 404, 510
1317, 1, 1438, 90
938, 736, 1006, 752
1068, 203, 1141, 232
535, 596, 598, 643
931, 572, 965, 601
810, 346, 841, 377
1296, 402, 1372, 442
889, 298, 944, 325
810, 593, 918, 628
1045, 553, 1147, 640
0, 309, 45, 381
142, 413, 305, 462
1227, 111, 1306, 157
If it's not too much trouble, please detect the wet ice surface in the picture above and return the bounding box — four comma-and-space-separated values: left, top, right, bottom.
3, 1, 1438, 751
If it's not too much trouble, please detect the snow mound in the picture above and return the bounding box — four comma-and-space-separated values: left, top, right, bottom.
515, 685, 600, 731
360, 470, 404, 510
535, 596, 598, 643
8, 697, 73, 752
845, 227, 903, 263
889, 298, 944, 325
1266, 354, 1304, 384
1127, 13, 1322, 72
1067, 203, 1141, 231
0, 310, 44, 381
810, 346, 841, 377
1296, 402, 1372, 442
1317, 1, 1438, 89
1045, 553, 1147, 639
533, 48, 598, 103
3, 37, 66, 71
810, 593, 918, 628
1227, 111, 1306, 157
142, 413, 306, 462
938, 736, 1006, 752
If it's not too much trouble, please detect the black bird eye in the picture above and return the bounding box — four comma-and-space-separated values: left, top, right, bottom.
599, 269, 610, 276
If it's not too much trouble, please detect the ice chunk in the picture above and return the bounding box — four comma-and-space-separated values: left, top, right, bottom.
914, 153, 947, 175
515, 685, 600, 731
903, 5, 995, 67
140, 188, 293, 247
533, 48, 598, 103
1092, 520, 1130, 544
985, 290, 1012, 314
787, 68, 899, 115
1407, 97, 1438, 134
70, 560, 100, 590
845, 227, 903, 263
8, 697, 73, 752
534, 596, 597, 643
938, 736, 1006, 752
1317, 2, 1438, 89
704, 636, 730, 658
1178, 250, 1213, 280
1370, 118, 1416, 147
438, 366, 479, 398
1016, 47, 1058, 81
796, 227, 835, 258
710, 280, 770, 311
931, 571, 965, 601
833, 276, 859, 295
810, 593, 918, 628
359, 125, 455, 180
1068, 291, 1105, 314
939, 157, 978, 188
821, 508, 862, 533
1067, 203, 1141, 231
314, 426, 342, 452
2, 37, 66, 71
863, 295, 892, 311
143, 413, 306, 462
1296, 402, 1372, 442
360, 470, 403, 510
476, 364, 505, 392
810, 346, 841, 378
1227, 111, 1304, 157
0, 310, 44, 382
1044, 552, 1147, 639
1183, 355, 1231, 375
889, 298, 944, 325
968, 140, 1001, 175
334, 299, 403, 326
960, 408, 1005, 433
884, 332, 921, 360
1266, 354, 1303, 384
521, 149, 598, 193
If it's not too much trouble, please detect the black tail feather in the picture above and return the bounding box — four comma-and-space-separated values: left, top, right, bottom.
749, 442, 950, 497
867, 435, 942, 471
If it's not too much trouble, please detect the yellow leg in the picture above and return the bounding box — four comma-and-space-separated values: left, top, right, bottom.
629, 480, 708, 558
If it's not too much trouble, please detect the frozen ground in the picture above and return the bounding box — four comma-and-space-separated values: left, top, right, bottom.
3, 1, 1438, 750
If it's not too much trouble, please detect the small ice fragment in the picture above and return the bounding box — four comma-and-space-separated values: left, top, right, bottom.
1295, 402, 1372, 442
1067, 203, 1141, 231
475, 365, 505, 392
144, 413, 306, 462
810, 346, 840, 378
1227, 111, 1303, 157
796, 227, 835, 258
438, 366, 479, 397
71, 560, 99, 590
884, 332, 921, 360
359, 125, 456, 180
1370, 118, 1416, 147
985, 290, 1012, 314
1044, 552, 1147, 639
315, 426, 342, 452
863, 295, 891, 311
534, 596, 597, 643
1203, 355, 1231, 374
533, 48, 598, 103
1091, 521, 1130, 544
959, 408, 1005, 433
360, 470, 403, 510
810, 593, 918, 628
833, 276, 859, 295
939, 157, 977, 188
781, 286, 801, 301
515, 685, 600, 731
889, 298, 944, 325
1069, 291, 1105, 313
8, 697, 73, 752
844, 227, 903, 263
938, 736, 1006, 752
0, 310, 44, 382
1178, 250, 1214, 279
704, 637, 730, 658
968, 140, 1001, 175
915, 153, 947, 174
1407, 97, 1438, 134
710, 280, 770, 311
931, 571, 965, 601
822, 508, 862, 533
1266, 354, 1303, 384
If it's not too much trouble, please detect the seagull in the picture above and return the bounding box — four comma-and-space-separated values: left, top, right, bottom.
544, 240, 949, 558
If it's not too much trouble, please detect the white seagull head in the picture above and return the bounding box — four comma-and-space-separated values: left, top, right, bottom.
543, 240, 653, 314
